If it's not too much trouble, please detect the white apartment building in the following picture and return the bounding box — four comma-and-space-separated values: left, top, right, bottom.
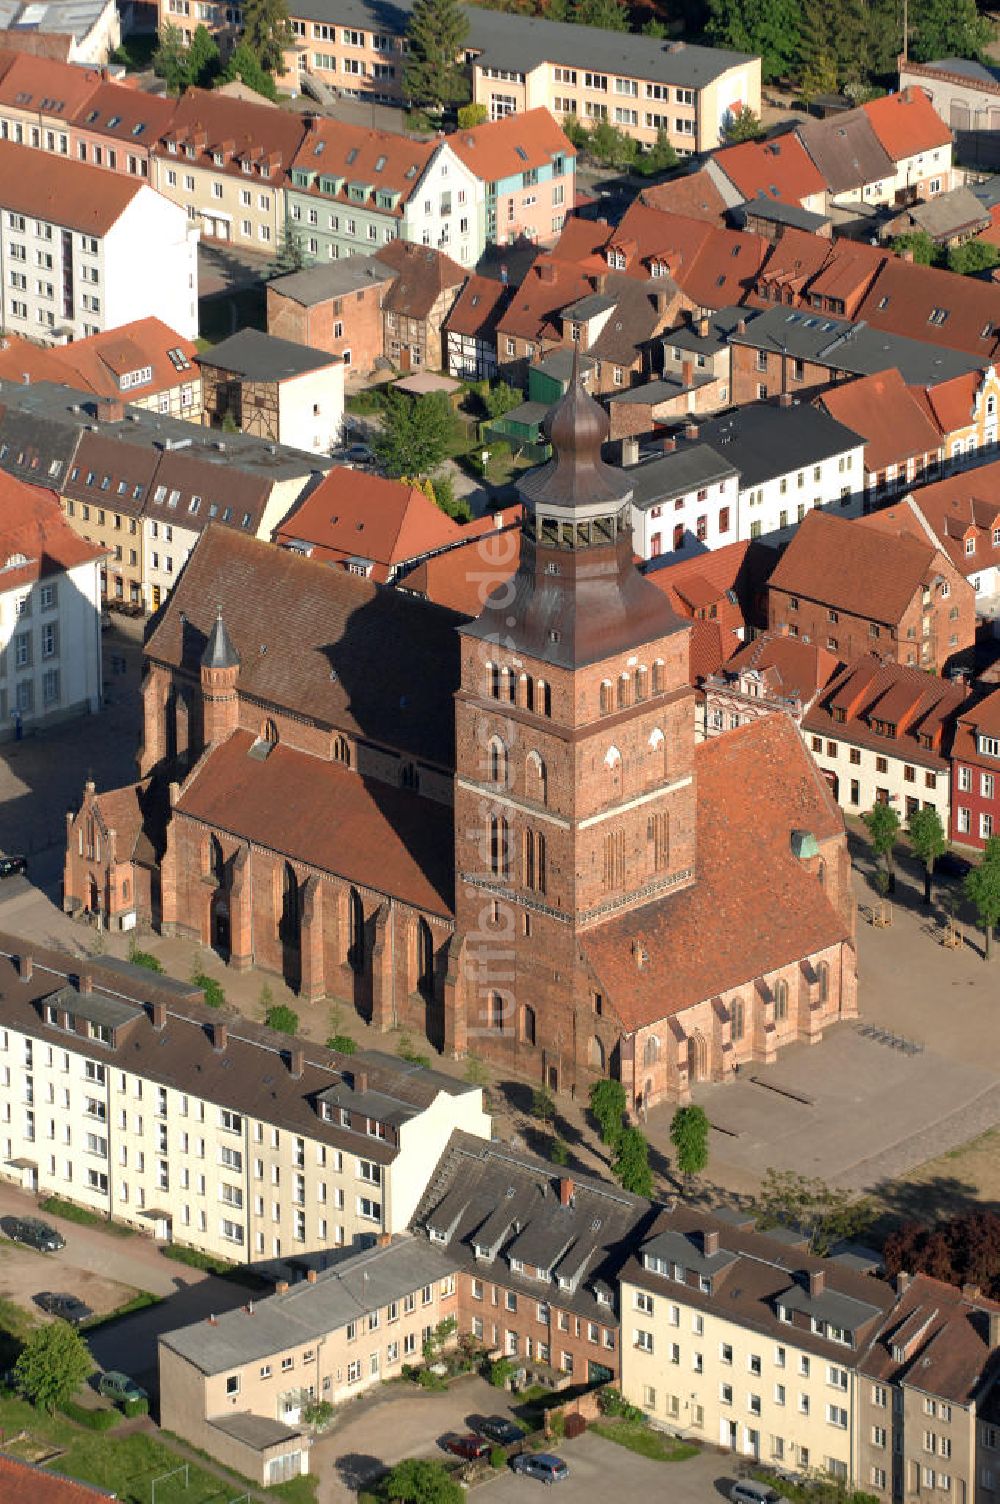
0, 140, 198, 342
0, 476, 102, 740
0, 940, 490, 1261
400, 144, 484, 270
625, 442, 740, 561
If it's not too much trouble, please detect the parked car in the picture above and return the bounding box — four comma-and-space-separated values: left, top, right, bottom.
730, 1482, 781, 1504
341, 442, 376, 467
2, 1216, 64, 1251
0, 854, 27, 879
510, 1452, 570, 1484
34, 1292, 92, 1326
445, 1434, 491, 1461
475, 1416, 524, 1446
99, 1371, 147, 1405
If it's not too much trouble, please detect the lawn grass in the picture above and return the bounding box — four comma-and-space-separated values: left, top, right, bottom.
39, 1196, 134, 1237
82, 1291, 161, 1331
591, 1418, 700, 1461
53, 1429, 250, 1503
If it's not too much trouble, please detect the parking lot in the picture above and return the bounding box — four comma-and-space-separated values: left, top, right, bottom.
484, 1432, 729, 1504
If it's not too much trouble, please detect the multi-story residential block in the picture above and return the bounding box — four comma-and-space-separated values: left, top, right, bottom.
447, 107, 576, 248
152, 87, 307, 252
816, 370, 945, 502
197, 330, 344, 456
0, 140, 198, 341
867, 481, 1000, 606
0, 318, 202, 421
0, 475, 102, 737
667, 403, 865, 546
159, 1235, 461, 1485
619, 1205, 896, 1466
70, 80, 177, 180
0, 48, 104, 151
949, 689, 1000, 849
857, 1273, 1000, 1504
0, 383, 326, 611
0, 935, 490, 1257
703, 635, 839, 741
267, 254, 395, 374
802, 657, 966, 822
625, 442, 740, 559
768, 510, 975, 674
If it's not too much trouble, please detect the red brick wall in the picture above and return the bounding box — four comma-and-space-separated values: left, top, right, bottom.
266, 285, 387, 376
455, 1271, 620, 1382
730, 345, 840, 407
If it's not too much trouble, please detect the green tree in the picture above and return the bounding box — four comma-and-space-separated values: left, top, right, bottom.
327, 1032, 358, 1053
550, 1136, 569, 1165
642, 16, 669, 36
948, 240, 1000, 276
587, 120, 637, 169
910, 0, 992, 63
531, 1084, 556, 1123
637, 127, 678, 176
573, 0, 629, 29
891, 231, 936, 265
669, 1104, 710, 1178
706, 0, 802, 82
484, 381, 522, 420
373, 389, 460, 478
223, 38, 279, 100
266, 1004, 299, 1034
14, 1322, 92, 1412
613, 1126, 653, 1196
239, 0, 293, 74
382, 1457, 464, 1504
152, 22, 190, 92
404, 0, 469, 109
457, 102, 488, 128
755, 1168, 873, 1255
721, 104, 764, 144
863, 801, 902, 894
269, 222, 307, 278
908, 806, 947, 906
186, 23, 221, 87
964, 836, 1000, 960
422, 1315, 457, 1362
588, 1078, 627, 1148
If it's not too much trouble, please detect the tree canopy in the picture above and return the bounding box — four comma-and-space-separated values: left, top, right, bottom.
153, 23, 220, 92
670, 1104, 710, 1177
14, 1322, 92, 1412
589, 1078, 626, 1148
613, 1125, 654, 1196
404, 0, 470, 109
372, 390, 461, 478
964, 836, 1000, 959
755, 1168, 873, 1256
721, 105, 764, 144
240, 0, 293, 74
908, 806, 946, 905
224, 39, 280, 101
908, 0, 992, 63
382, 1457, 464, 1504
864, 802, 902, 893
884, 1209, 1000, 1298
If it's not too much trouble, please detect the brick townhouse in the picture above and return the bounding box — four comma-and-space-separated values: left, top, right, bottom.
768, 510, 975, 674
266, 254, 396, 374
0, 318, 202, 421
950, 688, 1000, 849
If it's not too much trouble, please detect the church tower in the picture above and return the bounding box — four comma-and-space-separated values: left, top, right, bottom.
200, 607, 240, 749
449, 362, 696, 1089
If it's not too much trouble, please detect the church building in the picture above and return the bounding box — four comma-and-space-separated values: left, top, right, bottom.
65, 370, 857, 1108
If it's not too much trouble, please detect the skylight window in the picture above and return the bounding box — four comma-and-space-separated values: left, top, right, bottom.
346, 147, 358, 165
374, 154, 386, 171
515, 145, 528, 161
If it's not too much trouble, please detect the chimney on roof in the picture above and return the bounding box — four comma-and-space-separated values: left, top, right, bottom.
683, 420, 699, 441
896, 1271, 912, 1295
78, 973, 93, 996
151, 1000, 166, 1031
963, 1282, 981, 1301
703, 1228, 720, 1256
537, 261, 557, 284
737, 317, 746, 335
275, 1280, 289, 1295
21, 372, 29, 386
779, 391, 793, 408
207, 1313, 217, 1325
662, 436, 677, 452
621, 436, 639, 467
559, 1177, 575, 1207
809, 1269, 826, 1298
307, 1268, 318, 1283
289, 1045, 305, 1079
697, 315, 709, 337
990, 1310, 1000, 1348
17, 953, 32, 983
682, 359, 694, 389
212, 1020, 228, 1053
97, 398, 124, 424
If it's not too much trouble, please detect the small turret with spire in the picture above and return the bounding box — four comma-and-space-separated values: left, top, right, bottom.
200, 607, 240, 748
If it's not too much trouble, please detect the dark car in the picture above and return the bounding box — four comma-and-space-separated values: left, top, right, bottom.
476, 1416, 524, 1447
510, 1452, 570, 1484
3, 1216, 65, 1252
444, 1434, 491, 1461
0, 854, 27, 879
343, 442, 376, 466
34, 1292, 92, 1326
99, 1371, 147, 1405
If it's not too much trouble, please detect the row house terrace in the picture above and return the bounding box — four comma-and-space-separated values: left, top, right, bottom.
703, 635, 839, 742
801, 656, 967, 823
817, 370, 945, 503
0, 936, 489, 1260
950, 688, 1000, 849
0, 320, 201, 421
870, 485, 1000, 607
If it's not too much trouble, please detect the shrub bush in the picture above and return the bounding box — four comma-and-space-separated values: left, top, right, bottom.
597, 1387, 643, 1422
192, 971, 225, 1008
265, 1004, 299, 1035
326, 1033, 358, 1054
122, 1395, 149, 1419
61, 1400, 119, 1430
127, 944, 163, 973
490, 1446, 506, 1469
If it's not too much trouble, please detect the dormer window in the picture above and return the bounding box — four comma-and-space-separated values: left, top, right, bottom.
428, 1227, 448, 1245
699, 1275, 712, 1294
473, 1243, 491, 1261
213, 151, 224, 166
595, 1287, 610, 1305
510, 1257, 524, 1273
44, 1004, 59, 1024
777, 1303, 792, 1323
90, 1022, 112, 1045
672, 1262, 684, 1282
340, 1108, 350, 1127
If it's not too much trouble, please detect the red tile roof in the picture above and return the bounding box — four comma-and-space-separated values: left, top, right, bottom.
0, 319, 197, 400
640, 168, 728, 224
177, 730, 454, 916
643, 538, 774, 640
916, 369, 982, 437
0, 138, 144, 234
0, 48, 101, 116
802, 655, 967, 770
0, 474, 103, 590
447, 107, 574, 183
724, 633, 841, 703
753, 226, 836, 301
769, 508, 939, 624
549, 214, 612, 271
289, 117, 436, 212
73, 80, 176, 147
375, 239, 466, 319
711, 134, 826, 206
495, 254, 595, 342
896, 463, 1000, 579
688, 617, 728, 683
817, 369, 942, 471
581, 713, 848, 1030
609, 201, 767, 308
158, 86, 308, 184
863, 87, 952, 161
275, 468, 461, 582
401, 522, 521, 615
856, 257, 1000, 359
0, 1454, 115, 1501
443, 274, 509, 338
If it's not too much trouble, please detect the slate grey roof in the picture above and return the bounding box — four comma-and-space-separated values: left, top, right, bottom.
642, 1226, 739, 1278
413, 1131, 655, 1321
924, 56, 1000, 85
201, 609, 240, 671
197, 329, 339, 382
728, 305, 984, 388
210, 1413, 304, 1450
608, 374, 714, 406
664, 305, 750, 357
533, 349, 598, 383
160, 1236, 458, 1374
269, 254, 395, 306
0, 0, 109, 40
679, 403, 863, 490
972, 176, 1000, 211
625, 442, 739, 510
777, 1279, 884, 1330
561, 293, 617, 320
797, 112, 895, 194
737, 199, 831, 233
895, 186, 990, 243
42, 984, 142, 1032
